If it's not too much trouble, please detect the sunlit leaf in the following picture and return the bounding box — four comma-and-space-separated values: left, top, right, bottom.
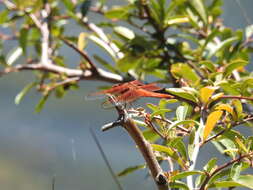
170, 138, 188, 161
230, 162, 242, 181
77, 32, 87, 50
15, 82, 36, 105
114, 26, 135, 40
167, 16, 189, 25
165, 88, 198, 103
200, 86, 218, 103
168, 120, 198, 131
208, 181, 243, 188
89, 35, 118, 60
236, 175, 253, 189
223, 59, 248, 78
204, 158, 217, 173
176, 105, 188, 121
142, 129, 160, 142
152, 144, 186, 168
203, 110, 223, 140
207, 37, 238, 58
6, 47, 23, 66
215, 104, 234, 116
105, 5, 133, 20
189, 0, 208, 25
171, 63, 200, 86
150, 109, 171, 119
245, 24, 253, 39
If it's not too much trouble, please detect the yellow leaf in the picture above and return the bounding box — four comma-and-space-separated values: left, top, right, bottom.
203, 110, 223, 140
77, 32, 87, 50
210, 92, 224, 101
200, 86, 218, 103
215, 104, 234, 115
167, 17, 189, 25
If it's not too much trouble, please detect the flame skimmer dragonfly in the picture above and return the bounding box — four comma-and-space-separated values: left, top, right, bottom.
88, 80, 174, 107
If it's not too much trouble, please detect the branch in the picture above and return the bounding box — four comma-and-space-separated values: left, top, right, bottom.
60, 37, 98, 71
219, 95, 253, 102
103, 95, 168, 190
199, 152, 253, 190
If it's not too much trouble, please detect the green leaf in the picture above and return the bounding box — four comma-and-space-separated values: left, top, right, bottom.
0, 10, 9, 24
142, 129, 160, 143
105, 5, 133, 20
117, 164, 146, 177
168, 120, 198, 131
209, 181, 243, 188
93, 55, 119, 74
171, 170, 204, 181
15, 82, 36, 105
201, 28, 219, 54
169, 181, 189, 190
236, 175, 253, 189
204, 158, 217, 173
80, 0, 92, 17
165, 88, 198, 103
188, 128, 195, 161
6, 47, 23, 66
114, 26, 135, 40
169, 138, 188, 161
223, 59, 248, 78
152, 144, 186, 168
35, 94, 50, 113
150, 109, 171, 119
171, 63, 200, 86
62, 0, 75, 11
207, 37, 238, 58
89, 35, 118, 60
55, 86, 66, 99
19, 28, 29, 54
230, 162, 242, 181
176, 105, 188, 121
200, 60, 215, 72
189, 0, 208, 25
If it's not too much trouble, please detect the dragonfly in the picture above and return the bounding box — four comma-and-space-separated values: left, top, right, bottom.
87, 80, 174, 108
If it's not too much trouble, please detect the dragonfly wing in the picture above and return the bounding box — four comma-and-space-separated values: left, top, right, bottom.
85, 93, 107, 101
135, 88, 174, 99
140, 83, 163, 91
116, 89, 140, 103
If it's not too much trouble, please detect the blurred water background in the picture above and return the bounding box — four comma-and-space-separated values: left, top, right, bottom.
0, 1, 253, 190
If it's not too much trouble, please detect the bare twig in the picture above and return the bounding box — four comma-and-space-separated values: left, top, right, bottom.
60, 37, 98, 71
